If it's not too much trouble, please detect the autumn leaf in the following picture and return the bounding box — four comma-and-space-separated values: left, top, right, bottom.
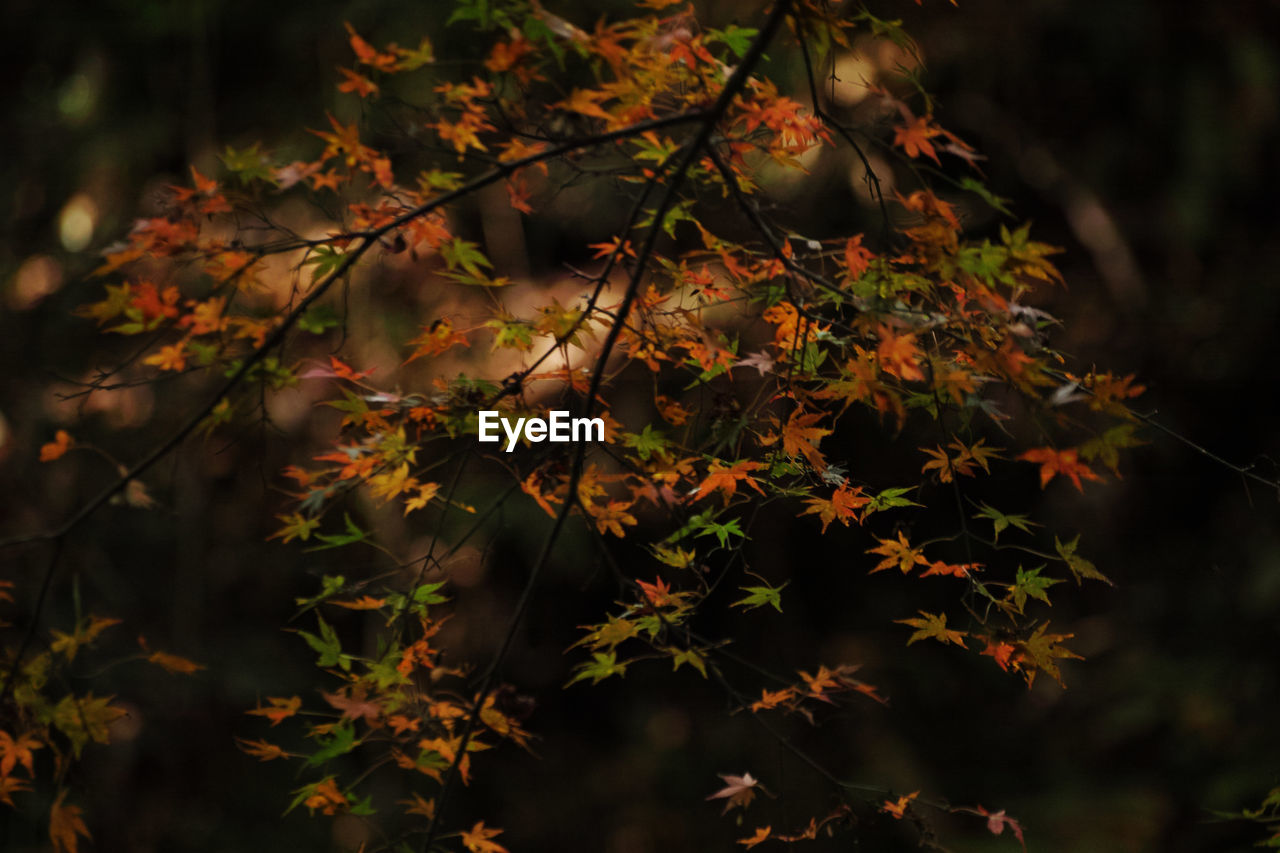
50, 790, 91, 853
877, 324, 926, 382
738, 826, 772, 848
247, 695, 302, 726
801, 482, 869, 533
881, 790, 919, 819
146, 650, 206, 675
706, 772, 762, 814
40, 430, 74, 462
695, 459, 766, 503
894, 114, 942, 163
322, 686, 383, 723
968, 805, 1027, 851
236, 737, 291, 762
775, 409, 831, 470
51, 615, 121, 661
867, 531, 928, 574
1017, 622, 1082, 687
896, 611, 967, 647
1019, 446, 1102, 491
0, 729, 42, 778
461, 821, 509, 853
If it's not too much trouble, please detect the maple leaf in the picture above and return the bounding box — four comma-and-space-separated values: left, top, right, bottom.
980, 637, 1017, 671
881, 790, 919, 819
867, 531, 928, 574
777, 409, 831, 470
1017, 623, 1082, 687
398, 792, 435, 818
750, 687, 796, 713
247, 695, 302, 726
1019, 446, 1101, 491
235, 737, 290, 762
0, 729, 42, 777
566, 651, 628, 686
972, 501, 1038, 543
844, 233, 874, 280
0, 776, 31, 807
146, 650, 206, 675
896, 611, 967, 647
801, 483, 869, 533
971, 805, 1027, 851
706, 772, 762, 815
734, 349, 776, 376
894, 114, 942, 163
301, 777, 349, 815
920, 560, 982, 578
557, 88, 614, 121
876, 324, 926, 382
40, 430, 74, 462
337, 66, 378, 98
1055, 534, 1111, 585
733, 581, 788, 613
322, 686, 383, 723
738, 826, 772, 848
50, 615, 121, 661
695, 459, 766, 503
461, 821, 509, 853
1008, 565, 1062, 613
50, 790, 91, 853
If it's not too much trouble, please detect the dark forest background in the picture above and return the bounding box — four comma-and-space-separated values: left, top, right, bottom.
2, 1, 1278, 851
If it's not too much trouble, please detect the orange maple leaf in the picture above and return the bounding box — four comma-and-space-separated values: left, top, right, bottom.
801, 483, 869, 533
893, 114, 941, 163
461, 821, 509, 853
39, 430, 74, 462
246, 695, 301, 726
881, 790, 919, 819
1019, 447, 1101, 491
876, 324, 926, 382
49, 790, 91, 853
695, 459, 766, 503
738, 826, 772, 848
778, 410, 830, 470
146, 650, 205, 675
235, 737, 290, 762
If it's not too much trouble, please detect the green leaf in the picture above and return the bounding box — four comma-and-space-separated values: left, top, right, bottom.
298, 615, 353, 670
709, 25, 758, 59
865, 486, 921, 515
440, 238, 493, 277
295, 574, 348, 612
1010, 565, 1061, 613
732, 581, 788, 613
1055, 535, 1111, 585
221, 142, 276, 185
973, 501, 1038, 543
306, 513, 369, 552
305, 720, 357, 766
624, 425, 668, 462
693, 516, 745, 549
667, 647, 708, 678
298, 304, 340, 334
958, 177, 1013, 216
566, 651, 628, 686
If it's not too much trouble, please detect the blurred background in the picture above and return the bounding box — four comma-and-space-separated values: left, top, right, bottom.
2, 0, 1278, 851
